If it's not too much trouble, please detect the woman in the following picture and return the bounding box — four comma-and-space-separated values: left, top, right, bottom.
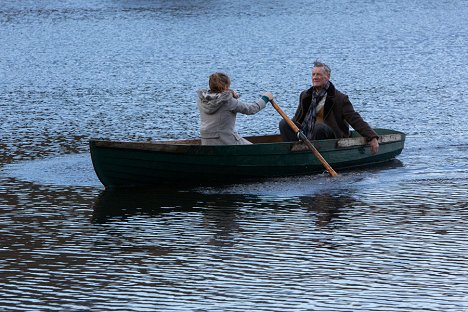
197, 72, 273, 145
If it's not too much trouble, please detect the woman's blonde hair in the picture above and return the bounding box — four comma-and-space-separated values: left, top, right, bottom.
209, 72, 231, 93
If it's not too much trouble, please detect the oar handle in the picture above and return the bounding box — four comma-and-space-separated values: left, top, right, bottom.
270, 99, 301, 133
270, 99, 338, 177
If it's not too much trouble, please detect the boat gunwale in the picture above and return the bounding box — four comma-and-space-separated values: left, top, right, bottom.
89, 129, 405, 153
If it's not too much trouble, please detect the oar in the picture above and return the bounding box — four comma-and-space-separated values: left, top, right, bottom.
270, 99, 338, 177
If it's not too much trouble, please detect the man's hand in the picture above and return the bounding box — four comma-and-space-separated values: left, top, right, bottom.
369, 137, 379, 155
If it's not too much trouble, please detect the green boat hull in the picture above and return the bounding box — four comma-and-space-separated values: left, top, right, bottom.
90, 128, 405, 188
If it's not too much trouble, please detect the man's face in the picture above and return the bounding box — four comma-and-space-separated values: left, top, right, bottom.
312, 67, 330, 89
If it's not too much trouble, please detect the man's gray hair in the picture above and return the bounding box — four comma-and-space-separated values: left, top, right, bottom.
313, 61, 331, 76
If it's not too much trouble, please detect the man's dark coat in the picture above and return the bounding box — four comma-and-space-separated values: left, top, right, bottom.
293, 82, 378, 140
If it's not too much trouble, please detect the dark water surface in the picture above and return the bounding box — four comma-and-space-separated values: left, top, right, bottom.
1, 0, 467, 311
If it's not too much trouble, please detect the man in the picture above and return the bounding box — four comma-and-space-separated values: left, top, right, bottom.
279, 61, 379, 154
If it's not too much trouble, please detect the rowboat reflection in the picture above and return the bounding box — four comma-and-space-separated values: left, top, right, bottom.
92, 187, 358, 227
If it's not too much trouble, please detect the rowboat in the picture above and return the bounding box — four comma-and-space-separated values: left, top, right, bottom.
89, 128, 405, 188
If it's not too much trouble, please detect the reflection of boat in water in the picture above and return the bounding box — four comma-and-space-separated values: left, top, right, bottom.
92, 184, 359, 230
89, 128, 405, 188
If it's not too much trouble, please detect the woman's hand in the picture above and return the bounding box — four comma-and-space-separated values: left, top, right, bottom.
230, 89, 240, 99
263, 92, 273, 100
